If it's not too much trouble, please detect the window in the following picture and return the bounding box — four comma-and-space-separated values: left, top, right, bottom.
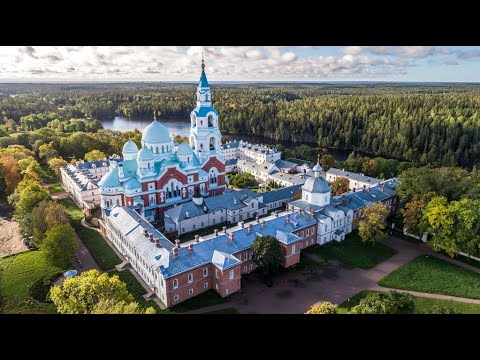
189, 288, 194, 295
300, 243, 304, 249
306, 229, 310, 236
244, 266, 247, 272
215, 269, 218, 278
229, 270, 234, 280
305, 194, 308, 201
312, 227, 315, 235
251, 203, 254, 208
204, 282, 208, 289
193, 225, 196, 230
188, 273, 193, 283
173, 279, 178, 289
249, 264, 253, 270
225, 288, 229, 295
292, 244, 296, 254
203, 267, 208, 277
243, 252, 248, 261
216, 284, 219, 290
174, 294, 179, 301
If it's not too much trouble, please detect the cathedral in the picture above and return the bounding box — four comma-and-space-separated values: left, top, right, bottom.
98, 61, 226, 221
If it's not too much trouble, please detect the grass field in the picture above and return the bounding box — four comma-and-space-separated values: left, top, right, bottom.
378, 255, 480, 299
48, 184, 65, 194
304, 233, 396, 269
59, 198, 121, 271
338, 290, 480, 314
0, 251, 63, 313
170, 290, 227, 313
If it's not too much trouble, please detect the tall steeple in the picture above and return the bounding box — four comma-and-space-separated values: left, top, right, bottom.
189, 55, 223, 163
196, 53, 212, 107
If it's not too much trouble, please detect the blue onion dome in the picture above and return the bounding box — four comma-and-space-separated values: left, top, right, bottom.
141, 119, 171, 144
177, 142, 193, 156
137, 146, 154, 161
98, 169, 121, 188
123, 177, 142, 190
123, 139, 139, 154
303, 177, 331, 194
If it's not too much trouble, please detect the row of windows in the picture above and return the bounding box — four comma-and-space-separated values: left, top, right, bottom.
173, 267, 209, 289
173, 283, 208, 302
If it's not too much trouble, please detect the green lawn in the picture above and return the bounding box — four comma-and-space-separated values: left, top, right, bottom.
171, 290, 227, 313
206, 308, 239, 314
112, 270, 163, 313
338, 290, 480, 314
178, 222, 230, 242
305, 233, 397, 269
48, 184, 65, 194
379, 255, 480, 299
59, 198, 121, 271
0, 251, 63, 314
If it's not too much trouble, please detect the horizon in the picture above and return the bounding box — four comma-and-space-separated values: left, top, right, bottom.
1, 46, 480, 82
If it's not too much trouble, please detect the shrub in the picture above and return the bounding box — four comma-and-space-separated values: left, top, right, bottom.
424, 305, 459, 314
29, 272, 62, 302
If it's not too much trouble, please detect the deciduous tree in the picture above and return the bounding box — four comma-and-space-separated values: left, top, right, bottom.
401, 192, 436, 238
50, 269, 134, 314
320, 154, 336, 172
305, 302, 337, 314
47, 157, 67, 177
251, 235, 283, 275
356, 202, 389, 246
92, 299, 155, 314
84, 149, 106, 161
42, 224, 78, 268
331, 176, 350, 195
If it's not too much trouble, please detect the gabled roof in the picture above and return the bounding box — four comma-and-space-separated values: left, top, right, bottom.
212, 250, 242, 270
275, 159, 298, 171
326, 167, 381, 184
261, 185, 302, 204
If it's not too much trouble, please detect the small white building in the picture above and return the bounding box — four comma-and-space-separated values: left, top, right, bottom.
326, 167, 381, 191
61, 158, 116, 210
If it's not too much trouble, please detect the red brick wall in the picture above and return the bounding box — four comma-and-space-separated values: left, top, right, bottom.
214, 264, 241, 297
166, 263, 213, 306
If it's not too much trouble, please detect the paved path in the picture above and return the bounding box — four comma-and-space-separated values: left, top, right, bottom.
372, 285, 480, 304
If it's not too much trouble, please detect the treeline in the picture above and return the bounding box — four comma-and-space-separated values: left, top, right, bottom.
2, 85, 480, 168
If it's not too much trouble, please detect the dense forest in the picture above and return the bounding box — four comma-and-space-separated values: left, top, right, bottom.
1, 82, 480, 168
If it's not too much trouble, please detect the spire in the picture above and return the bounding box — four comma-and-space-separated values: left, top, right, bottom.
313, 155, 323, 178
198, 53, 209, 88
201, 50, 205, 71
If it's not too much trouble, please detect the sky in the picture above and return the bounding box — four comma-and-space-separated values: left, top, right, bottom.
1, 46, 480, 82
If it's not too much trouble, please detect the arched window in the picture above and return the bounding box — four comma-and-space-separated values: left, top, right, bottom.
147, 162, 150, 169
150, 146, 153, 152
156, 146, 159, 153
208, 115, 213, 127
162, 145, 164, 153
187, 157, 190, 162
209, 137, 215, 151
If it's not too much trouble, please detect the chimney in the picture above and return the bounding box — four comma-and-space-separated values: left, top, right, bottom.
309, 209, 315, 216
149, 234, 154, 242
256, 215, 260, 223
143, 229, 148, 237
368, 187, 371, 192
240, 221, 245, 228
223, 226, 227, 234
382, 184, 385, 192
261, 220, 266, 228
175, 239, 180, 248
274, 210, 279, 217
154, 238, 160, 247
285, 203, 289, 211
363, 185, 366, 193
228, 232, 234, 242
290, 205, 294, 212
188, 243, 193, 253
214, 229, 219, 236
297, 208, 302, 216
248, 223, 253, 234
353, 188, 356, 192
195, 235, 200, 242
286, 214, 290, 223
172, 247, 178, 258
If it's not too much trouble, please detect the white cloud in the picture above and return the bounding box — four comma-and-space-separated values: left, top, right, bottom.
0, 45, 473, 82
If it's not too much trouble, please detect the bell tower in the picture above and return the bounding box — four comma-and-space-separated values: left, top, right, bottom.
189, 55, 223, 163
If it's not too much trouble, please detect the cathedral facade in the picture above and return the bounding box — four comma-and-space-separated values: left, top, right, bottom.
98, 61, 226, 221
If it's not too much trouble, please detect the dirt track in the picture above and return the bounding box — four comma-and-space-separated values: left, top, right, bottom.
0, 205, 27, 258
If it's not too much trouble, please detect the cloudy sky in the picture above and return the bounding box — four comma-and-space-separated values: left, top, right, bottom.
1, 46, 480, 82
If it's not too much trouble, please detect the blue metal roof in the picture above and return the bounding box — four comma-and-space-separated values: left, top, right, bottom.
199, 70, 209, 88
261, 185, 302, 204
98, 168, 121, 188
123, 140, 138, 154
212, 250, 242, 270
76, 159, 109, 169
302, 176, 330, 194
141, 119, 171, 144
192, 106, 218, 117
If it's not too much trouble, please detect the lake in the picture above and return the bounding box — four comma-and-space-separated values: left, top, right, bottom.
101, 117, 350, 162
